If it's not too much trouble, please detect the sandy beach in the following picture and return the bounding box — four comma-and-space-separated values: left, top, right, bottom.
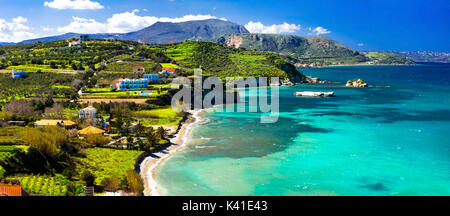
140, 109, 203, 196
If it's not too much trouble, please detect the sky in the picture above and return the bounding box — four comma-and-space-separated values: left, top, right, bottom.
0, 0, 449, 52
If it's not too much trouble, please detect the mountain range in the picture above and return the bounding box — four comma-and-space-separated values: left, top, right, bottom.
390, 51, 450, 64
16, 19, 249, 45
0, 18, 424, 64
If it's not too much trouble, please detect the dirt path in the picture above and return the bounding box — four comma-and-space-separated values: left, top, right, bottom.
78, 98, 149, 104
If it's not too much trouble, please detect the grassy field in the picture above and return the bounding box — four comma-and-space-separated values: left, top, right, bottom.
51, 85, 71, 89
82, 88, 167, 98
159, 63, 179, 68
76, 148, 144, 185
13, 174, 85, 196
6, 65, 73, 72
133, 106, 183, 126
0, 126, 28, 145
84, 88, 112, 93
106, 61, 157, 72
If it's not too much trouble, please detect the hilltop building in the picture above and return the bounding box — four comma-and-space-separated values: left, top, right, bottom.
11, 68, 26, 79
78, 106, 97, 119
133, 66, 145, 73
116, 78, 149, 90
160, 67, 176, 75
34, 119, 76, 128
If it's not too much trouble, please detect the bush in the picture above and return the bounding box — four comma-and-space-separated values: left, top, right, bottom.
86, 134, 109, 147
125, 170, 143, 195
0, 165, 5, 178
101, 176, 120, 192
81, 170, 96, 186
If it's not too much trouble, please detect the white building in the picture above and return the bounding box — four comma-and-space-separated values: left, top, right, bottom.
78, 106, 97, 119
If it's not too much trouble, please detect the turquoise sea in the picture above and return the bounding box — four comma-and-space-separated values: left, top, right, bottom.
155, 64, 450, 196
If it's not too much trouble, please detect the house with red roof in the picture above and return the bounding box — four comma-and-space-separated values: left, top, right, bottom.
133, 66, 145, 73
1, 179, 23, 196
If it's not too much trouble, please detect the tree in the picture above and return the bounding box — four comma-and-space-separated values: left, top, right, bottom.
50, 61, 58, 69
143, 127, 158, 152
81, 170, 96, 186
43, 104, 63, 119
66, 182, 78, 196
126, 136, 134, 149
71, 63, 78, 71
71, 79, 83, 90
156, 126, 168, 139
101, 176, 120, 192
125, 170, 144, 195
5, 100, 37, 117
111, 105, 131, 134
98, 63, 107, 71
26, 127, 67, 158
86, 134, 109, 147
135, 122, 145, 136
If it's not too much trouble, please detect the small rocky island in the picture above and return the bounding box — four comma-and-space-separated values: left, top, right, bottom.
346, 78, 368, 87
294, 91, 335, 97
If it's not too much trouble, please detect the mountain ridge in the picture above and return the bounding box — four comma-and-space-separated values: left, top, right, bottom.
8, 19, 249, 45
213, 33, 415, 65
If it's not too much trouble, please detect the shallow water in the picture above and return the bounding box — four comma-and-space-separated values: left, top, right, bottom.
155, 64, 450, 196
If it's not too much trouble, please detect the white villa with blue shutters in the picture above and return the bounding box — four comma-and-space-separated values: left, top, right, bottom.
11, 68, 26, 79
115, 74, 160, 90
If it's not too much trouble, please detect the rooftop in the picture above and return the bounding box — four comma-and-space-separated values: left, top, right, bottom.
34, 119, 76, 126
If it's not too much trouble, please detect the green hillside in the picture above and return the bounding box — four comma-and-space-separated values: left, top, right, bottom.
163, 40, 305, 82
214, 34, 368, 65
0, 39, 307, 106
362, 52, 415, 64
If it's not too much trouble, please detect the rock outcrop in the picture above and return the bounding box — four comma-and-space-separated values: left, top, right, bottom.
346, 78, 368, 87
294, 91, 335, 97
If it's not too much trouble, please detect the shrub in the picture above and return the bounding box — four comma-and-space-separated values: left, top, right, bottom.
125, 170, 143, 195
101, 176, 120, 192
81, 170, 96, 186
0, 165, 5, 178
86, 134, 109, 147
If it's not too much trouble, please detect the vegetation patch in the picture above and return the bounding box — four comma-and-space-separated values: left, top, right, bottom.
13, 174, 84, 196
75, 148, 143, 185
133, 106, 183, 126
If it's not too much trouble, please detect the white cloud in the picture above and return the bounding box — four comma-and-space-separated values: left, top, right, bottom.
44, 0, 104, 10
0, 16, 37, 42
244, 21, 301, 34
57, 10, 226, 34
41, 26, 54, 32
357, 43, 364, 47
310, 26, 331, 35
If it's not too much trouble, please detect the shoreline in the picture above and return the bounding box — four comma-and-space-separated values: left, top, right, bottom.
317, 63, 416, 68
140, 109, 204, 196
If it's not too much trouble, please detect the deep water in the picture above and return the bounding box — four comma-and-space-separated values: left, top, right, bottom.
155, 64, 450, 196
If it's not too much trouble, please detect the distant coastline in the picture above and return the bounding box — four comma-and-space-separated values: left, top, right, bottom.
317, 63, 416, 68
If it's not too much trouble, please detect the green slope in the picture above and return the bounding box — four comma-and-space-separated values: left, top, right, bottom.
0, 39, 307, 83
362, 52, 416, 64
163, 40, 306, 82
214, 34, 368, 65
